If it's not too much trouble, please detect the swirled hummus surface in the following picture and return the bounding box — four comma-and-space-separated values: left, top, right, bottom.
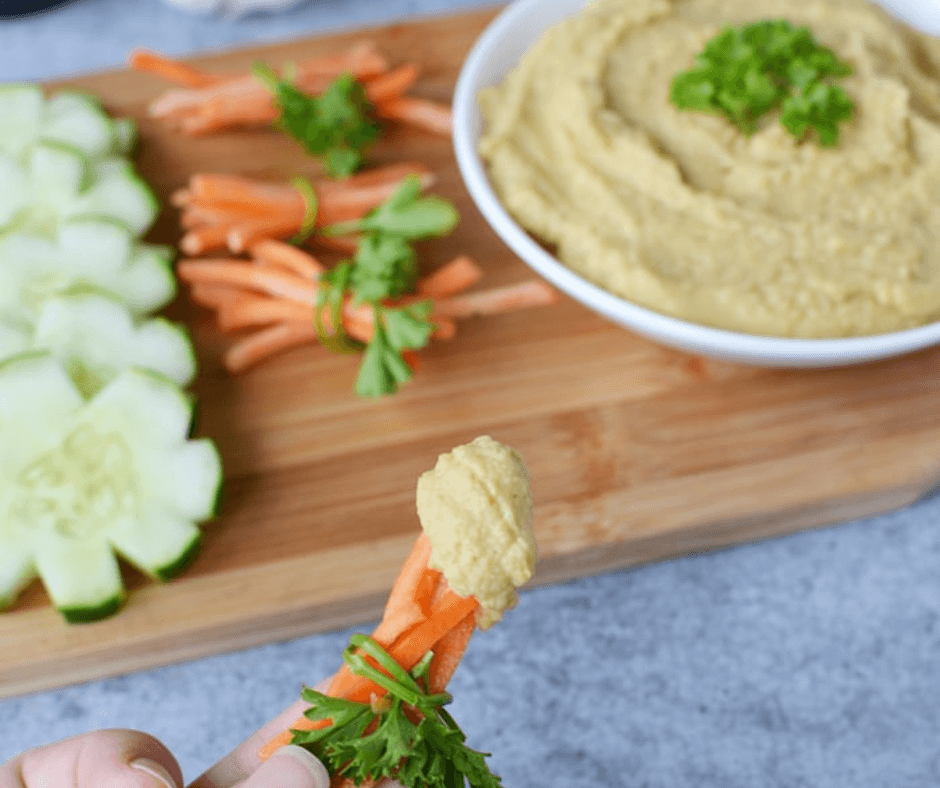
478, 0, 940, 337
416, 436, 535, 629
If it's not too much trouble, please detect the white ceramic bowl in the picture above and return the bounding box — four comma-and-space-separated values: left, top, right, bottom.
452, 0, 940, 367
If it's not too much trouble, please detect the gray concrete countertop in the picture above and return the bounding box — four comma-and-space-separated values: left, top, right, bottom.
2, 2, 940, 786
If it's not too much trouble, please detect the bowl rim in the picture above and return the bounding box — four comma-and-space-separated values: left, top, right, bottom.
451, 0, 940, 366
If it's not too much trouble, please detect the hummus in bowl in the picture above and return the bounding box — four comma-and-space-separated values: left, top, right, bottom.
452, 0, 940, 366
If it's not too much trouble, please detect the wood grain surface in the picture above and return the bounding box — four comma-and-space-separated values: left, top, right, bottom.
2, 7, 940, 698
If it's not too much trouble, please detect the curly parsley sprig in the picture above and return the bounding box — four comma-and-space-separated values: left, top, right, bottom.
291, 634, 503, 788
670, 19, 855, 145
314, 174, 460, 397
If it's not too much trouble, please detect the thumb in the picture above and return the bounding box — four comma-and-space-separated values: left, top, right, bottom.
237, 745, 329, 788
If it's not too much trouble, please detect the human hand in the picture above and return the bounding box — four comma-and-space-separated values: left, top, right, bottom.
0, 678, 406, 788
0, 721, 327, 788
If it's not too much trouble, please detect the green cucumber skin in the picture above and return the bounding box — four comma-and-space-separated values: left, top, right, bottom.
211, 477, 227, 519
153, 533, 202, 582
0, 348, 49, 374
188, 394, 201, 438
59, 592, 126, 624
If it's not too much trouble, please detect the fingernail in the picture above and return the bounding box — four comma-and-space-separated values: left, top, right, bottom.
277, 745, 330, 788
130, 757, 179, 788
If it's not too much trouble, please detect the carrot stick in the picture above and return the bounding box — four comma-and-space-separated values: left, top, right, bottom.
327, 591, 480, 705
315, 178, 422, 226
434, 280, 558, 319
224, 322, 320, 373
177, 259, 317, 303
128, 49, 223, 88
416, 256, 483, 299
427, 610, 476, 694
295, 40, 390, 80
189, 173, 302, 210
149, 42, 390, 124
186, 283, 245, 309
250, 240, 325, 281
179, 204, 258, 230
170, 188, 194, 208
227, 213, 308, 254
363, 64, 420, 105
179, 97, 279, 135
371, 534, 438, 646
180, 223, 242, 256
376, 96, 453, 135
324, 161, 434, 191
217, 296, 314, 332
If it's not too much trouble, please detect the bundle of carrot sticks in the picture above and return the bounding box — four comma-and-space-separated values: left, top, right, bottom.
172, 162, 433, 257
129, 42, 452, 136
178, 238, 557, 374
258, 532, 478, 754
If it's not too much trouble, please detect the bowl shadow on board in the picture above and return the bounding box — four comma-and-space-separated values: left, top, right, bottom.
450, 0, 940, 369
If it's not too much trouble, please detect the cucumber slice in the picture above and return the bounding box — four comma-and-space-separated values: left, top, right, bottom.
108, 510, 201, 581
0, 84, 44, 161
0, 86, 129, 164
119, 243, 178, 315
0, 543, 34, 611
0, 143, 87, 235
0, 220, 176, 332
0, 353, 222, 622
0, 154, 30, 230
78, 157, 159, 236
0, 144, 158, 237
111, 118, 138, 156
34, 537, 125, 624
42, 92, 114, 162
30, 294, 197, 397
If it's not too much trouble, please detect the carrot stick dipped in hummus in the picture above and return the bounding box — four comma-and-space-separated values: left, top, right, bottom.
259, 435, 537, 788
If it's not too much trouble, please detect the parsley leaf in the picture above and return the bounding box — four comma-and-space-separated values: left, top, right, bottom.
350, 233, 418, 301
292, 635, 505, 788
354, 303, 434, 398
670, 19, 855, 145
254, 63, 381, 177
324, 174, 460, 240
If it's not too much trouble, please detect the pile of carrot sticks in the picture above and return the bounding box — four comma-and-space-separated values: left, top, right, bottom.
129, 42, 452, 136
132, 42, 558, 379
258, 534, 478, 760
172, 162, 434, 256
178, 239, 557, 373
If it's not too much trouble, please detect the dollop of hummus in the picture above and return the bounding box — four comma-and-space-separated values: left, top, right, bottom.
478, 0, 940, 337
415, 435, 536, 629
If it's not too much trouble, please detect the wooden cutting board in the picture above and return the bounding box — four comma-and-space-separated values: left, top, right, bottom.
2, 7, 940, 699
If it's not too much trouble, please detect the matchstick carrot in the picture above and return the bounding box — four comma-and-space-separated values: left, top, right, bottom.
128, 49, 223, 88
375, 96, 453, 135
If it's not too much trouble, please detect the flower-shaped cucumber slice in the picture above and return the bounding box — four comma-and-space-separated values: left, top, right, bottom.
0, 219, 176, 332
0, 85, 132, 163
0, 293, 197, 398
0, 143, 157, 237
0, 353, 222, 622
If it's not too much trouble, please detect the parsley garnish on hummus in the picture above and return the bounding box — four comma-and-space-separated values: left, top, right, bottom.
670, 19, 855, 145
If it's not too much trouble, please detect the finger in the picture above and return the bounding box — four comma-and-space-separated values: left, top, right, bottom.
188, 679, 329, 788
234, 745, 327, 788
8, 729, 182, 788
